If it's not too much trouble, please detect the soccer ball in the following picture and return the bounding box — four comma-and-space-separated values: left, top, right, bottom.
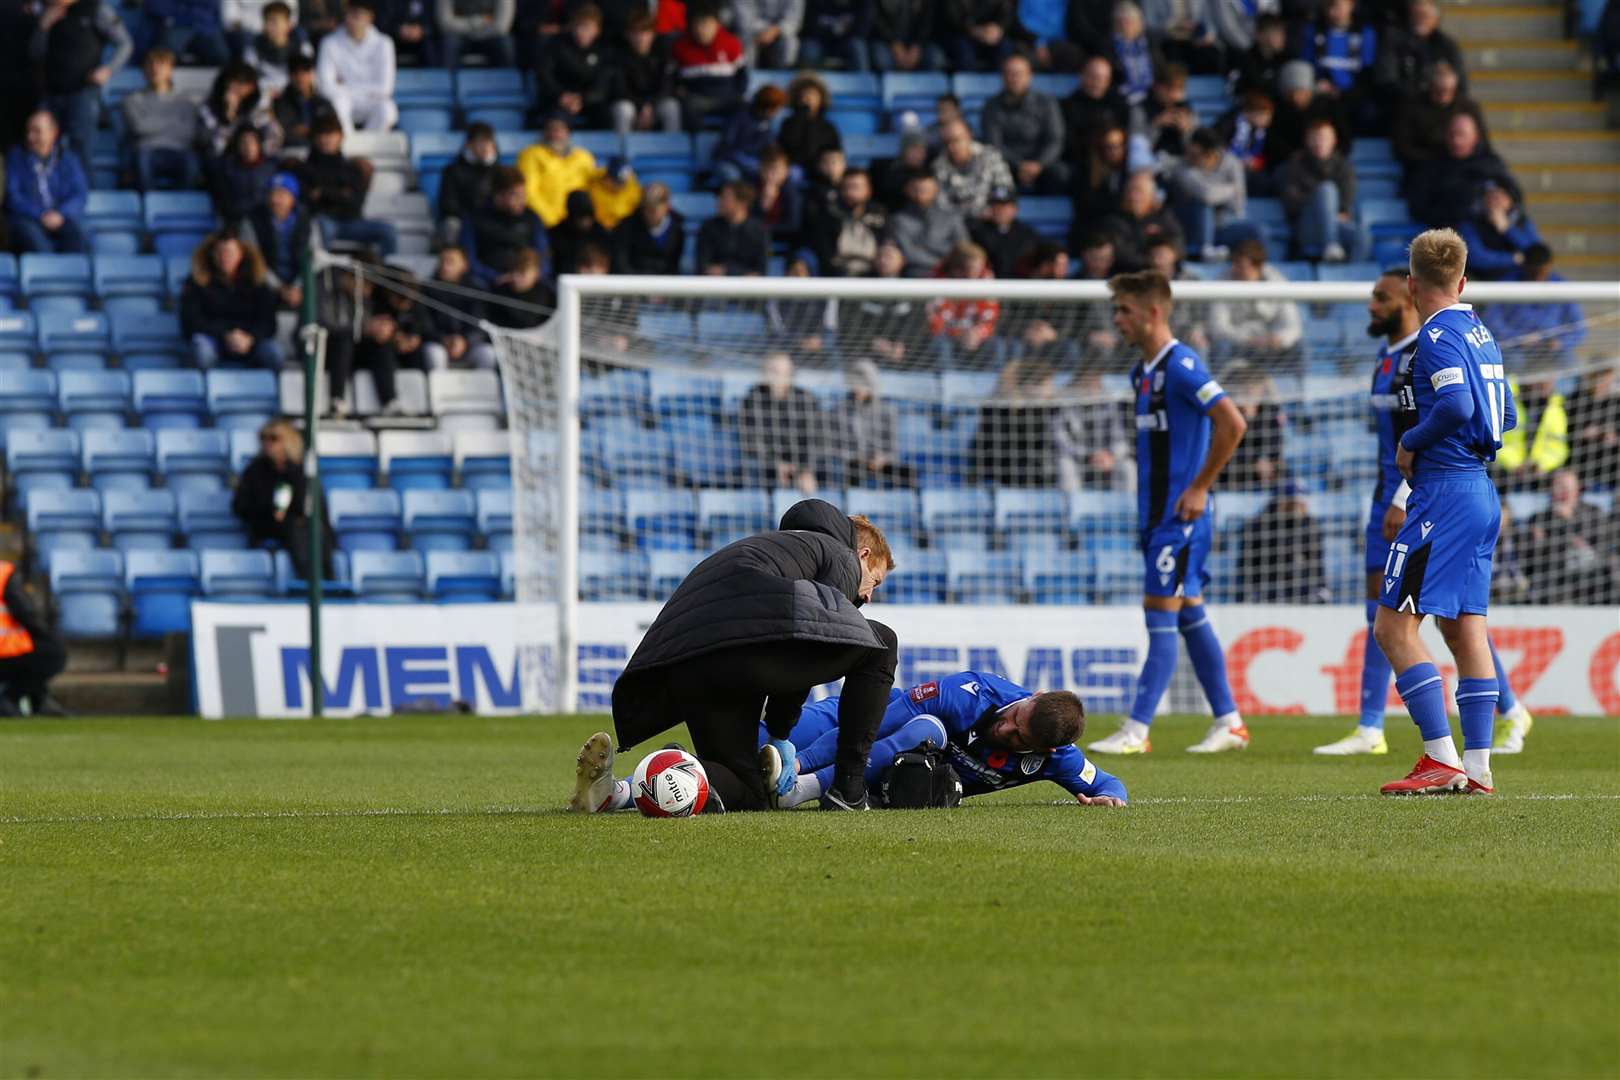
632, 749, 710, 818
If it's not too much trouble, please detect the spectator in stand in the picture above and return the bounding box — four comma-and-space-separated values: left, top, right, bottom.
144, 0, 229, 65
799, 0, 871, 71
927, 241, 1001, 367
1021, 0, 1089, 70
1391, 61, 1485, 175
199, 65, 284, 166
871, 132, 926, 212
970, 359, 1057, 487
419, 246, 497, 371
765, 252, 833, 355
1148, 0, 1224, 74
1104, 2, 1161, 107
740, 352, 822, 493
336, 283, 411, 414
969, 186, 1041, 278
300, 114, 399, 257
180, 233, 284, 369
234, 420, 334, 581
811, 167, 885, 277
1144, 63, 1197, 159
1280, 115, 1362, 261
1517, 468, 1614, 605
778, 74, 841, 175
549, 190, 612, 277
1490, 496, 1533, 604
1238, 482, 1329, 602
833, 360, 913, 490
123, 47, 200, 193
672, 4, 747, 131
1217, 90, 1278, 197
371, 273, 430, 377
273, 56, 335, 150
754, 147, 804, 247
1267, 59, 1349, 173
932, 119, 1014, 218
1300, 0, 1378, 132
316, 0, 398, 135
1566, 364, 1619, 491
608, 11, 683, 136
1376, 0, 1466, 101
1102, 170, 1186, 271
843, 240, 929, 363
1071, 122, 1130, 221
437, 0, 516, 71
211, 127, 278, 229
296, 0, 343, 40
981, 52, 1068, 194
1001, 240, 1081, 365
375, 0, 439, 67
697, 180, 769, 275
714, 85, 788, 184
732, 0, 803, 67
921, 93, 966, 151
586, 157, 642, 229
0, 0, 37, 152
1223, 366, 1288, 487
1491, 245, 1587, 369
244, 2, 313, 95
1209, 239, 1302, 372
1053, 371, 1133, 493
1456, 182, 1541, 280
613, 182, 685, 275
1074, 232, 1126, 364
487, 248, 556, 329
31, 0, 132, 174
1407, 111, 1518, 228
243, 172, 312, 309
1231, 12, 1291, 97
536, 4, 611, 129
1145, 234, 1212, 354
869, 0, 943, 71
887, 169, 969, 275
941, 0, 1015, 72
463, 165, 549, 286
805, 144, 847, 220
1495, 363, 1570, 490
1166, 126, 1256, 261
437, 124, 500, 250
5, 111, 89, 254
518, 112, 599, 228
1062, 56, 1131, 172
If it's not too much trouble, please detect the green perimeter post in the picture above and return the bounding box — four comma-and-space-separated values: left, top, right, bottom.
300, 251, 324, 718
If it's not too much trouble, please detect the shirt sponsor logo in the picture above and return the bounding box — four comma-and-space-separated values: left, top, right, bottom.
1431, 367, 1464, 390
1195, 380, 1222, 405
1428, 327, 1444, 342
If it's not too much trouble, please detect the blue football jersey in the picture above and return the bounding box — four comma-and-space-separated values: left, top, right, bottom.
1133, 339, 1227, 536
1370, 330, 1420, 505
1408, 304, 1516, 476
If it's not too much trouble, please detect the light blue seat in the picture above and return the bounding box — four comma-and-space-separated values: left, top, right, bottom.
21, 255, 93, 303
380, 430, 455, 491
85, 191, 143, 249
595, 423, 674, 489
0, 370, 57, 451
163, 255, 192, 300
229, 429, 260, 474
695, 309, 766, 345
408, 130, 463, 175
950, 71, 1002, 109
57, 370, 130, 431
142, 191, 217, 236
205, 370, 279, 430
1031, 73, 1080, 98
1067, 490, 1137, 537
1506, 491, 1549, 520
882, 72, 950, 110
1273, 260, 1316, 282
315, 430, 380, 490
200, 549, 277, 598
426, 550, 501, 602
1315, 261, 1381, 283
841, 132, 900, 166
1023, 550, 1095, 604
1019, 197, 1072, 239
845, 488, 921, 545
0, 311, 36, 353
578, 487, 624, 550
625, 132, 695, 170
638, 309, 695, 343
671, 191, 718, 222
6, 428, 80, 502
921, 487, 992, 542
402, 488, 478, 551
132, 369, 207, 429
103, 487, 177, 551
573, 130, 624, 159
455, 68, 527, 111
698, 489, 771, 547
328, 488, 403, 551
81, 428, 155, 491
579, 551, 648, 601
26, 488, 101, 561
581, 368, 651, 423
947, 550, 1023, 603
114, 311, 187, 370
883, 548, 947, 603
156, 429, 230, 492
395, 68, 455, 110
625, 490, 699, 551
672, 426, 741, 488
39, 311, 111, 365
49, 549, 124, 637
178, 488, 246, 549
351, 550, 427, 602
125, 548, 200, 637
648, 549, 705, 600
476, 487, 514, 550
94, 254, 168, 315
1094, 546, 1143, 600
454, 430, 512, 491
994, 488, 1070, 535
0, 255, 16, 305
1214, 490, 1270, 532
1244, 198, 1289, 229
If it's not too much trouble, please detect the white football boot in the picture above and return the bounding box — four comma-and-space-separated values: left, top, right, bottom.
1493, 703, 1534, 755
1313, 725, 1390, 756
568, 731, 616, 812
1186, 718, 1251, 753
759, 744, 784, 810
1087, 722, 1152, 755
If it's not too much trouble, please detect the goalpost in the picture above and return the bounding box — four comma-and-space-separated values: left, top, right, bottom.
486, 274, 1619, 714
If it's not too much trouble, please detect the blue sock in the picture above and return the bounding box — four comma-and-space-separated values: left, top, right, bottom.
1395, 662, 1450, 741
1130, 608, 1181, 726
1490, 640, 1518, 716
1359, 600, 1392, 729
863, 715, 950, 786
796, 728, 841, 775
1179, 605, 1237, 718
1456, 677, 1499, 751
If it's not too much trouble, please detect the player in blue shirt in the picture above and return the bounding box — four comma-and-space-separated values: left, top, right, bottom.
1373, 229, 1516, 796
1087, 270, 1252, 756
764, 671, 1128, 807
1315, 269, 1535, 756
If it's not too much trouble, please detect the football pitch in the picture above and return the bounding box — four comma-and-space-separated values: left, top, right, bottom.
3, 713, 1617, 1079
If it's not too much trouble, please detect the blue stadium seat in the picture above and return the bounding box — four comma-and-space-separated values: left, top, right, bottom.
380, 430, 455, 491
698, 489, 771, 547
26, 488, 101, 562
455, 68, 527, 112
648, 549, 705, 600
1031, 73, 1080, 98
6, 428, 80, 504
398, 106, 455, 136
840, 132, 900, 167
590, 423, 674, 489
625, 132, 695, 171
124, 548, 200, 637
638, 309, 696, 344
695, 309, 766, 346
395, 68, 455, 110
0, 314, 33, 365
228, 429, 260, 474
1067, 490, 1136, 538
315, 430, 380, 490
579, 487, 624, 551
573, 130, 624, 159
351, 550, 427, 602
409, 130, 464, 175
111, 311, 187, 371
426, 550, 501, 602
93, 254, 168, 315
205, 370, 279, 430
0, 255, 17, 306
164, 254, 192, 300
21, 255, 93, 306
882, 549, 947, 603
1093, 547, 1143, 602
132, 369, 207, 429
828, 106, 880, 134
402, 489, 478, 551
0, 370, 57, 452
57, 370, 130, 431
142, 191, 217, 237
454, 431, 512, 491
156, 429, 230, 493
625, 490, 699, 551
579, 551, 648, 601
920, 487, 992, 545
1023, 550, 1095, 604
670, 191, 717, 222
476, 488, 513, 550
947, 550, 1023, 603
81, 428, 155, 491
103, 487, 178, 551
1315, 262, 1381, 282
845, 488, 921, 544
199, 549, 277, 598
178, 488, 246, 549
1184, 74, 1227, 103
1244, 198, 1289, 231
650, 370, 720, 423
84, 191, 143, 252
328, 488, 403, 552
1019, 197, 1072, 239
672, 426, 741, 488
49, 549, 124, 638
950, 71, 1001, 109
428, 369, 503, 432
994, 488, 1070, 536
1273, 260, 1316, 282
881, 71, 950, 111
272, 549, 354, 596
581, 368, 651, 423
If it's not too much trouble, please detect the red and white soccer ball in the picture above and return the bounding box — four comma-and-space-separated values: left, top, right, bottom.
632, 749, 710, 818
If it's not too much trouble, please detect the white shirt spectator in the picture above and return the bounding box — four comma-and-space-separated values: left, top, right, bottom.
316, 19, 397, 132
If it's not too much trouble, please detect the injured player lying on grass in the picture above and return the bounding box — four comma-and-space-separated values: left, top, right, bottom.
570, 671, 1128, 812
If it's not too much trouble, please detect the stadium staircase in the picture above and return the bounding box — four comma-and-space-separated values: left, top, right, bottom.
1446, 0, 1620, 279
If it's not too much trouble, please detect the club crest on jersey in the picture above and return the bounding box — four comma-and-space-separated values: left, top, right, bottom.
1153, 369, 1166, 391
909, 681, 940, 704
1019, 753, 1046, 775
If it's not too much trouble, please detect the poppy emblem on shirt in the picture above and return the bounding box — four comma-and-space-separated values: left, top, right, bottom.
1380, 356, 1392, 375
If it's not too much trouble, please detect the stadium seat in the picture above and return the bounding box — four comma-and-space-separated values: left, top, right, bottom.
921, 488, 992, 545
39, 311, 112, 367
1184, 74, 1227, 103
402, 489, 478, 551
426, 549, 501, 602
882, 549, 947, 603
103, 487, 178, 551
454, 431, 512, 490
581, 368, 652, 424
947, 550, 1023, 603
6, 428, 80, 504
1031, 73, 1080, 98
698, 489, 771, 547
21, 255, 93, 307
201, 369, 278, 431
647, 549, 705, 600
26, 488, 102, 563
328, 488, 403, 551
428, 369, 503, 432
56, 370, 129, 431
881, 71, 950, 112
163, 254, 192, 300
579, 550, 648, 601
625, 132, 695, 171
379, 430, 455, 491
81, 428, 156, 491
994, 488, 1070, 537
1022, 550, 1095, 604
110, 311, 186, 371
1092, 547, 1142, 602
670, 191, 718, 222
132, 370, 207, 429
178, 488, 247, 549
0, 370, 57, 452
1315, 262, 1381, 283
1506, 491, 1550, 520
395, 68, 455, 111
671, 425, 741, 488
475, 488, 513, 550
0, 311, 36, 355
579, 487, 625, 550
199, 549, 277, 598
1067, 490, 1136, 538
93, 254, 168, 315
49, 548, 124, 638
586, 422, 675, 489
845, 489, 921, 544
625, 490, 699, 551
455, 68, 527, 113
638, 309, 696, 345
156, 429, 231, 493
1214, 491, 1270, 532
125, 548, 201, 637
350, 550, 427, 602
84, 191, 143, 252
840, 132, 900, 167
950, 71, 1001, 110
142, 191, 217, 238
695, 309, 766, 346
315, 430, 380, 490
228, 429, 261, 474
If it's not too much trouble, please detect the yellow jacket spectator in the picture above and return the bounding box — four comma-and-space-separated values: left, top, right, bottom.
588, 157, 643, 229
517, 112, 597, 227
1497, 376, 1569, 477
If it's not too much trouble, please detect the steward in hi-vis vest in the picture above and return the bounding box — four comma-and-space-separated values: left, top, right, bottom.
0, 560, 67, 716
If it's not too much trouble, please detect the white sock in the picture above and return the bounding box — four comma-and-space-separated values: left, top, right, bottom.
1423, 736, 1462, 769
604, 779, 634, 812
1215, 710, 1243, 730
778, 772, 822, 809
1125, 719, 1151, 741
1463, 748, 1491, 782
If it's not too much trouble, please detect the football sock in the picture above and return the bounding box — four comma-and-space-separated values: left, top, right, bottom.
1179, 606, 1238, 719
1129, 608, 1181, 726
1395, 662, 1460, 767
779, 770, 826, 809
1490, 640, 1519, 716
1456, 676, 1499, 756
1462, 749, 1492, 783
1359, 600, 1392, 730
604, 779, 633, 812
863, 715, 950, 786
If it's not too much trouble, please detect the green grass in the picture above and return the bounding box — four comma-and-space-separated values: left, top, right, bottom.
3, 713, 1617, 1079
